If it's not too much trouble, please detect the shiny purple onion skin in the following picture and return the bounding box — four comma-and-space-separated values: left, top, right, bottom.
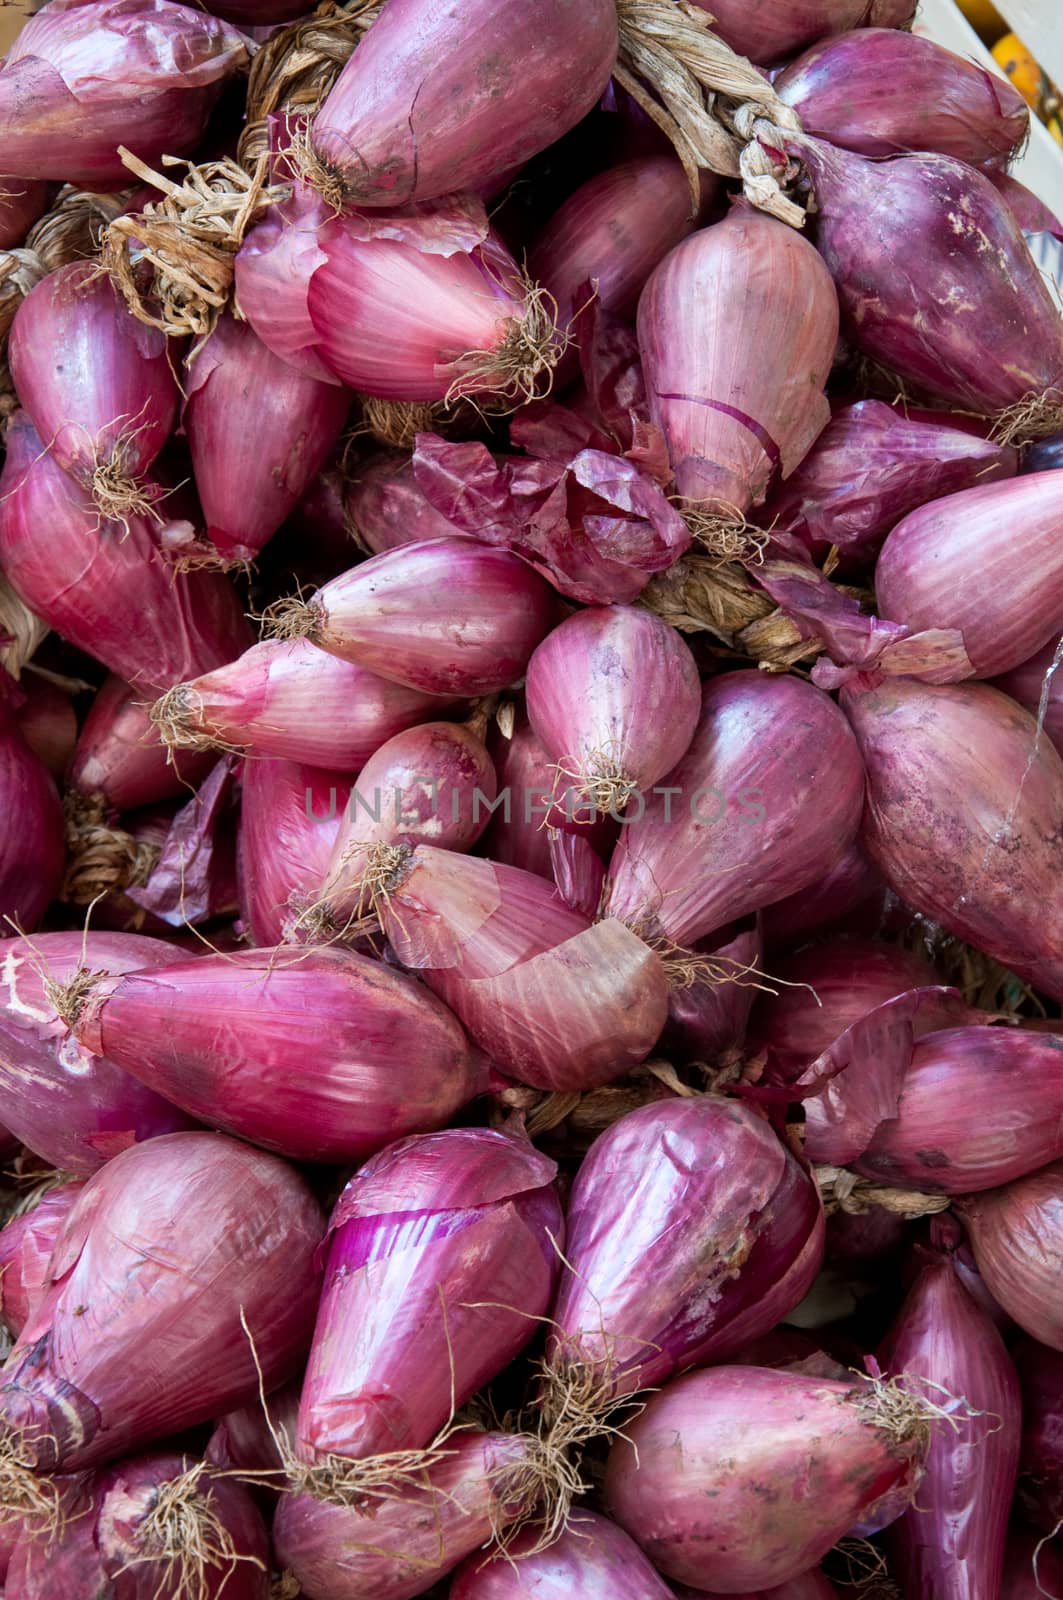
879, 1249, 1020, 1597
0, 1132, 323, 1471
604, 670, 864, 947
547, 1099, 824, 1398
345, 451, 458, 554
237, 759, 351, 945
798, 137, 1063, 415
0, 1185, 85, 1340
660, 918, 761, 1064
69, 675, 214, 811
875, 472, 1063, 678
450, 1510, 674, 1598
761, 837, 887, 950
777, 28, 1028, 162
687, 0, 915, 64
297, 1128, 561, 1463
960, 1164, 1063, 1350
670, 1571, 839, 1600
842, 677, 1063, 1000
1013, 1335, 1063, 1532
992, 638, 1063, 759
311, 0, 616, 206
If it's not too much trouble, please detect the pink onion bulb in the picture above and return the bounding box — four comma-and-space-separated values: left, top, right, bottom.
450, 1511, 674, 1598
960, 1164, 1063, 1350
993, 638, 1063, 759
689, 0, 915, 65
69, 675, 214, 812
237, 759, 352, 946
0, 1183, 85, 1340
345, 451, 459, 555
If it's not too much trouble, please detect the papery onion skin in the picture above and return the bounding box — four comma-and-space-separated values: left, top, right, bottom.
73, 945, 489, 1164
637, 205, 839, 517
306, 539, 557, 696
9, 264, 178, 492
604, 670, 864, 948
345, 451, 459, 555
660, 917, 761, 1065
526, 606, 701, 816
297, 1129, 561, 1465
546, 1099, 824, 1399
960, 1164, 1063, 1351
159, 639, 453, 768
310, 0, 616, 207
450, 1511, 674, 1598
0, 413, 251, 695
273, 1430, 536, 1600
992, 639, 1063, 758
1013, 1335, 1063, 1532
988, 168, 1063, 239
380, 845, 669, 1093
875, 473, 1063, 678
777, 29, 1028, 163
0, 1184, 85, 1339
0, 705, 64, 932
5, 1448, 271, 1599
0, 0, 248, 185
796, 138, 1063, 417
879, 1246, 1020, 1598
70, 675, 214, 811
605, 1365, 927, 1591
237, 759, 352, 946
842, 678, 1063, 1001
750, 937, 937, 1077
185, 314, 351, 564
757, 399, 1017, 571
688, 0, 915, 66
233, 191, 336, 383
0, 1131, 323, 1471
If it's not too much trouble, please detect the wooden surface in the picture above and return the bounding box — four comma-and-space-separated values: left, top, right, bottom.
991, 0, 1063, 89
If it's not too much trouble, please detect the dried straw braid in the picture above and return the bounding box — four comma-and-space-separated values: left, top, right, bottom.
814, 1164, 953, 1220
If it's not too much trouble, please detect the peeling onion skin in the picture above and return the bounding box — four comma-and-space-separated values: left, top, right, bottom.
960, 1165, 1063, 1352
842, 677, 1063, 1002
450, 1511, 675, 1598
0, 1184, 85, 1340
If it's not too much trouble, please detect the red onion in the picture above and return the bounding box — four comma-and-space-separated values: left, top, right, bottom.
1013, 1335, 1063, 1532
525, 606, 700, 823
960, 1165, 1063, 1351
480, 713, 556, 879
0, 181, 47, 251
185, 313, 351, 564
544, 1099, 824, 1405
273, 539, 556, 696
875, 473, 1063, 678
691, 0, 915, 66
842, 678, 1063, 1001
9, 264, 178, 509
274, 1430, 540, 1600
756, 399, 1017, 571
0, 0, 248, 185
14, 677, 77, 782
750, 937, 938, 1076
989, 169, 1063, 240
878, 1243, 1020, 1596
0, 1131, 322, 1471
450, 1511, 674, 1598
238, 759, 351, 946
761, 838, 887, 950
604, 670, 864, 948
660, 917, 762, 1064
0, 413, 251, 695
296, 1129, 561, 1474
794, 137, 1063, 424
70, 944, 489, 1162
346, 451, 458, 554
993, 639, 1063, 757
233, 190, 337, 383
777, 29, 1028, 163
0, 930, 197, 1173
70, 675, 214, 811
605, 1365, 928, 1591
307, 0, 616, 207
316, 722, 495, 929
0, 702, 63, 931
636, 205, 839, 522
209, 0, 304, 19
208, 1378, 300, 1477
0, 1184, 85, 1340
378, 845, 669, 1092
1002, 1527, 1063, 1600
153, 638, 452, 767
6, 1449, 270, 1599
672, 1574, 839, 1600
530, 157, 702, 361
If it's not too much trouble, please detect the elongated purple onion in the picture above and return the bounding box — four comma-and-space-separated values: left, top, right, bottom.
0, 931, 194, 1173
9, 264, 178, 504
875, 473, 1063, 678
960, 1164, 1063, 1349
637, 206, 839, 519
692, 0, 915, 65
0, 1131, 322, 1471
757, 399, 1017, 570
238, 759, 352, 946
777, 29, 1028, 162
479, 712, 557, 879
545, 1099, 824, 1404
345, 451, 458, 554
0, 0, 248, 185
450, 1511, 674, 1598
793, 136, 1063, 421
70, 675, 214, 811
761, 838, 887, 950
0, 1183, 85, 1339
0, 702, 63, 932
280, 538, 556, 696
526, 606, 701, 823
308, 0, 616, 207
993, 639, 1063, 758
603, 670, 864, 948
296, 1129, 561, 1469
879, 1241, 1020, 1597
184, 313, 351, 563
1013, 1335, 1063, 1532
842, 677, 1063, 1001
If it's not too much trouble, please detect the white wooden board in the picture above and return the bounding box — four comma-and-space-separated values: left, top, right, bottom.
991, 0, 1063, 91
